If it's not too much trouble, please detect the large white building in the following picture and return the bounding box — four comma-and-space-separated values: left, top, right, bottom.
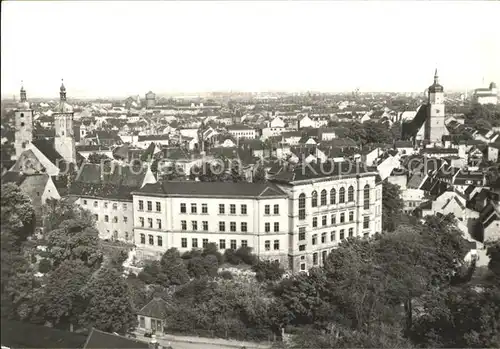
473, 82, 498, 105
131, 162, 382, 272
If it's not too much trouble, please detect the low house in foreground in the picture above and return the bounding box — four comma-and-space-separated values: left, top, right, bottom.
137, 297, 170, 335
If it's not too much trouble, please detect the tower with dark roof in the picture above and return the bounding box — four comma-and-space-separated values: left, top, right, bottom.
54, 80, 77, 164
14, 81, 34, 159
425, 69, 447, 143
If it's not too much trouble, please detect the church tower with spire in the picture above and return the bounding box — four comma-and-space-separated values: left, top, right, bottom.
425, 69, 448, 143
54, 80, 76, 164
14, 81, 34, 159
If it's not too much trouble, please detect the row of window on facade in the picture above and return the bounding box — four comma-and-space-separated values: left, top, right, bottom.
139, 235, 251, 251
309, 185, 371, 207
297, 224, 370, 247
179, 203, 280, 216
83, 199, 128, 210
138, 217, 162, 229
94, 214, 128, 224
299, 185, 371, 220
138, 200, 161, 212
310, 211, 364, 227
105, 230, 130, 240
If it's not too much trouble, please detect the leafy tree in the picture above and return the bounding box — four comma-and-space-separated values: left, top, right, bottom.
465, 103, 500, 128
252, 260, 285, 282
41, 259, 92, 330
363, 120, 393, 144
382, 180, 404, 232
1, 183, 35, 244
390, 121, 402, 141
224, 247, 258, 266
80, 267, 137, 334
87, 152, 111, 164
202, 242, 224, 265
126, 275, 151, 311
273, 267, 333, 327
43, 199, 95, 232
45, 218, 102, 269
409, 285, 500, 348
252, 165, 267, 183
38, 258, 52, 273
486, 241, 500, 278
158, 248, 190, 286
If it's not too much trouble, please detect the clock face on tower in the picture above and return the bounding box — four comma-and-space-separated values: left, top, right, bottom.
435, 109, 440, 114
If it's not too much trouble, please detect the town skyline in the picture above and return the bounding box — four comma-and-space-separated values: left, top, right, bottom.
2, 1, 500, 99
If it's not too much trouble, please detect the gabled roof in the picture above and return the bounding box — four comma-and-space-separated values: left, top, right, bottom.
70, 163, 151, 200
33, 139, 64, 165
138, 297, 170, 319
402, 105, 427, 140
135, 181, 287, 199
83, 328, 148, 349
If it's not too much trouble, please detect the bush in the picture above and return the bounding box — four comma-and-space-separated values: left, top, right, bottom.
252, 260, 285, 282
38, 258, 52, 273
31, 254, 37, 263
219, 270, 233, 280
202, 243, 224, 265
224, 247, 258, 266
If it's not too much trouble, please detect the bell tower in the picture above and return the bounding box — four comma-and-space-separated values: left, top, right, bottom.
14, 81, 34, 159
54, 79, 77, 164
425, 69, 447, 144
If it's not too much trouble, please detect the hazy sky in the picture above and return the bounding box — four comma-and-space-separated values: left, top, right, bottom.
2, 1, 500, 98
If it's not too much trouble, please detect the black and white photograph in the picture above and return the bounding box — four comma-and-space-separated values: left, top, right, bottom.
1, 1, 499, 348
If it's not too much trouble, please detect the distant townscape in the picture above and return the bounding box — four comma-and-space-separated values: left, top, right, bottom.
1, 72, 499, 349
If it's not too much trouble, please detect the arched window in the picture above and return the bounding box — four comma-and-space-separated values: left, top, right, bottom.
330, 188, 336, 204
364, 184, 370, 209
320, 190, 327, 206
339, 187, 345, 203
311, 190, 318, 207
348, 186, 354, 202
298, 194, 306, 220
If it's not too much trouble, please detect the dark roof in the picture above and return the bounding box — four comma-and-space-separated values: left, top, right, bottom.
70, 163, 150, 200
135, 181, 286, 198
138, 297, 170, 319
83, 328, 148, 349
76, 145, 111, 152
1, 171, 25, 185
1, 319, 88, 349
421, 148, 458, 154
138, 134, 170, 142
402, 105, 427, 140
33, 138, 64, 164
271, 161, 376, 183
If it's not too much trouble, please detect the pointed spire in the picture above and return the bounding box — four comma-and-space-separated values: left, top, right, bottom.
60, 79, 67, 101
20, 80, 27, 102
434, 68, 439, 84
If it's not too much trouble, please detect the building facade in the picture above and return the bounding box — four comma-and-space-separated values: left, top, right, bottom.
474, 82, 498, 105
132, 182, 290, 263
131, 163, 382, 272
53, 81, 77, 164
14, 83, 33, 159
145, 91, 156, 109
425, 69, 448, 143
